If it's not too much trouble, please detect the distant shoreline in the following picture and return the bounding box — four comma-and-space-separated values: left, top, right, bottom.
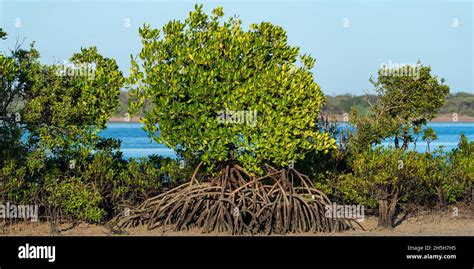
109, 116, 142, 123
318, 113, 474, 123
108, 114, 474, 123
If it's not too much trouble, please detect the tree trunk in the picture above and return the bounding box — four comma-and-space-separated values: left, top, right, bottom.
436, 186, 447, 209
471, 187, 474, 204
402, 138, 409, 151
378, 193, 399, 228
402, 132, 409, 151
394, 134, 399, 149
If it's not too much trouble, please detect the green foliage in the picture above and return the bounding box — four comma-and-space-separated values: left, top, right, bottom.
323, 94, 375, 116
0, 124, 27, 164
419, 150, 459, 206
410, 136, 472, 207
39, 139, 190, 222
320, 134, 473, 209
23, 47, 124, 155
349, 63, 449, 152
0, 29, 6, 40
1, 138, 190, 222
0, 30, 190, 223
328, 62, 469, 226
337, 147, 424, 206
0, 30, 37, 166
0, 159, 38, 204
115, 90, 153, 117
439, 92, 474, 117
128, 5, 335, 174
117, 155, 189, 201
422, 127, 437, 152
296, 116, 350, 195
372, 64, 449, 123
44, 174, 105, 223
447, 134, 474, 202
1, 16, 472, 230
422, 127, 437, 142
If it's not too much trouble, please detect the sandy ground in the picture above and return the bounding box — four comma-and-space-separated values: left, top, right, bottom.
1, 204, 473, 236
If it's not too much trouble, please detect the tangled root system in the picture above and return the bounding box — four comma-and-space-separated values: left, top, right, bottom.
112, 163, 362, 234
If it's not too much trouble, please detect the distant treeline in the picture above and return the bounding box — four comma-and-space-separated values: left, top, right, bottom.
323, 92, 474, 117
114, 91, 474, 117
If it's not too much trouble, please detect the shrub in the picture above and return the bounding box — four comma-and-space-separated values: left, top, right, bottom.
336, 147, 425, 228
0, 159, 37, 204
43, 174, 105, 223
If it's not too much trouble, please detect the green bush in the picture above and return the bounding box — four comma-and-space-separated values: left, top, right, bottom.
447, 134, 474, 202
43, 174, 105, 223
0, 159, 37, 204
1, 135, 190, 223
334, 147, 424, 227
312, 134, 473, 228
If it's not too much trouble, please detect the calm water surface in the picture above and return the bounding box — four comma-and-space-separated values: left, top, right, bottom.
99, 122, 474, 158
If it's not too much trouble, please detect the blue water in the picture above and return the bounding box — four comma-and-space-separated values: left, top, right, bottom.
337, 122, 474, 153
99, 122, 474, 159
99, 123, 176, 159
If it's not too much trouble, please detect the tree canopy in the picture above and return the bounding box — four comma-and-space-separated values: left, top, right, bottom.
23, 46, 124, 156
128, 5, 335, 173
350, 63, 450, 151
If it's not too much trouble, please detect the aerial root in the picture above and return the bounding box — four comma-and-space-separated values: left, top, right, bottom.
112, 164, 361, 234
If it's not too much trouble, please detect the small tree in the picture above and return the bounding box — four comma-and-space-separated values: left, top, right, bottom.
422, 127, 437, 152
119, 5, 351, 234
22, 46, 124, 160
346, 63, 450, 228
0, 29, 38, 165
449, 134, 474, 204
25, 47, 124, 223
339, 148, 424, 228
349, 63, 449, 152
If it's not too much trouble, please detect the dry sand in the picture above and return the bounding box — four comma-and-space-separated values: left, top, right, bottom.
1, 205, 473, 237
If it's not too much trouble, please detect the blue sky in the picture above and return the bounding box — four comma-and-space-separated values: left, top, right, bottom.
1, 0, 472, 95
